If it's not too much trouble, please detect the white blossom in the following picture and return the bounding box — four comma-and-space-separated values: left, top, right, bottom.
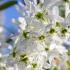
0, 0, 70, 70
18, 17, 27, 30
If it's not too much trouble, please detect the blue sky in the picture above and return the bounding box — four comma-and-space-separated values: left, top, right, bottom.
4, 6, 19, 37
1, 0, 24, 55
3, 0, 25, 37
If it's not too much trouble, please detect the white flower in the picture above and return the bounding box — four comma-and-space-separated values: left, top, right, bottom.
49, 43, 67, 54
47, 49, 68, 69
14, 64, 18, 70
0, 53, 2, 58
12, 18, 16, 24
52, 35, 63, 45
0, 26, 3, 33
0, 0, 70, 70
0, 62, 6, 67
8, 45, 13, 50
7, 67, 14, 70
18, 17, 27, 30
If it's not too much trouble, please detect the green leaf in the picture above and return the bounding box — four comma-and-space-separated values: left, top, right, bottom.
0, 1, 17, 10
6, 38, 13, 44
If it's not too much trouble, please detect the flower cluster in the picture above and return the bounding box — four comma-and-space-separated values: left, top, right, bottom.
0, 0, 70, 70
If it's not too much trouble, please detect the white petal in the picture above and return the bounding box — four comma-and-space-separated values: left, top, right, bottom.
18, 17, 27, 30
19, 23, 26, 30
50, 43, 56, 50
56, 46, 67, 54
0, 63, 6, 67
12, 18, 16, 24
7, 67, 14, 70
0, 53, 2, 58
18, 17, 26, 24
0, 26, 3, 33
